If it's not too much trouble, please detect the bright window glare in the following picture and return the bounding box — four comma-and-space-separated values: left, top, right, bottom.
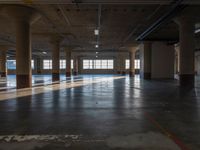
83, 59, 113, 69
7, 60, 34, 70
125, 59, 140, 69
43, 60, 52, 69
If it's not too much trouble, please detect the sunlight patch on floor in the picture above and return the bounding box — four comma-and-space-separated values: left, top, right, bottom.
0, 76, 125, 101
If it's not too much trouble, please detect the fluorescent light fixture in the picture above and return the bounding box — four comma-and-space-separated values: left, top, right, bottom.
42, 51, 47, 54
95, 45, 99, 48
96, 52, 99, 54
94, 29, 99, 35
195, 28, 200, 34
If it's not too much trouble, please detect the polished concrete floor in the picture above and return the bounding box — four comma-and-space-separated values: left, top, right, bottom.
0, 75, 200, 149
0, 75, 85, 91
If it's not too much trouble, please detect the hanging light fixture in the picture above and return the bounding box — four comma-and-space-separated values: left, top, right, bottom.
94, 29, 99, 35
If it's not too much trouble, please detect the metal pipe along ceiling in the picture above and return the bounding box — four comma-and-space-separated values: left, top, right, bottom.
135, 0, 186, 41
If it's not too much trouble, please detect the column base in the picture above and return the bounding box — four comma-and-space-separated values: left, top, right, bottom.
143, 72, 151, 79
0, 72, 7, 77
66, 72, 71, 77
17, 74, 31, 89
129, 71, 135, 77
73, 72, 78, 75
179, 74, 194, 88
121, 71, 126, 75
52, 73, 60, 82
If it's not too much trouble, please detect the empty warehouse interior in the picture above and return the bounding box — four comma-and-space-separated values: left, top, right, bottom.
0, 0, 200, 149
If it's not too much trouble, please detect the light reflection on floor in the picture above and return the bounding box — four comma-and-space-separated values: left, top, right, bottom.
0, 75, 129, 101
0, 75, 76, 88
0, 75, 200, 149
0, 74, 125, 91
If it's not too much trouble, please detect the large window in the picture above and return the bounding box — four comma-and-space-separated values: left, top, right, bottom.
125, 59, 130, 69
135, 59, 140, 69
44, 59, 73, 69
7, 60, 16, 70
83, 60, 93, 69
83, 59, 114, 69
71, 60, 74, 69
107, 60, 114, 69
60, 60, 74, 69
43, 60, 52, 69
97, 59, 113, 69
125, 59, 140, 69
60, 60, 66, 69
7, 60, 34, 70
31, 60, 34, 69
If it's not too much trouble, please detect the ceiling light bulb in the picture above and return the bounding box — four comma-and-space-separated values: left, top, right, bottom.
95, 45, 99, 48
42, 51, 47, 54
195, 28, 200, 34
94, 29, 99, 35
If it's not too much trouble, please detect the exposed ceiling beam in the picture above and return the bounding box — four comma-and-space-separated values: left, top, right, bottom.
123, 4, 163, 45
136, 0, 186, 41
57, 5, 72, 26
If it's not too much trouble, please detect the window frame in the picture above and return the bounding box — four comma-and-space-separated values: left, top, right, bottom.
125, 59, 140, 70
83, 59, 114, 70
7, 60, 35, 70
43, 59, 52, 70
60, 59, 66, 69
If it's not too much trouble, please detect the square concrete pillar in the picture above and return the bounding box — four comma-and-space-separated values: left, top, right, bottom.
151, 42, 175, 79
140, 42, 152, 79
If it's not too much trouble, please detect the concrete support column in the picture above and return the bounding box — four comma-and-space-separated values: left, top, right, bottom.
16, 19, 32, 88
175, 17, 195, 87
121, 56, 126, 75
51, 37, 62, 82
2, 5, 40, 88
140, 42, 152, 79
36, 57, 43, 74
65, 49, 71, 77
0, 49, 7, 77
175, 45, 180, 75
116, 52, 122, 74
73, 56, 78, 75
129, 48, 136, 77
